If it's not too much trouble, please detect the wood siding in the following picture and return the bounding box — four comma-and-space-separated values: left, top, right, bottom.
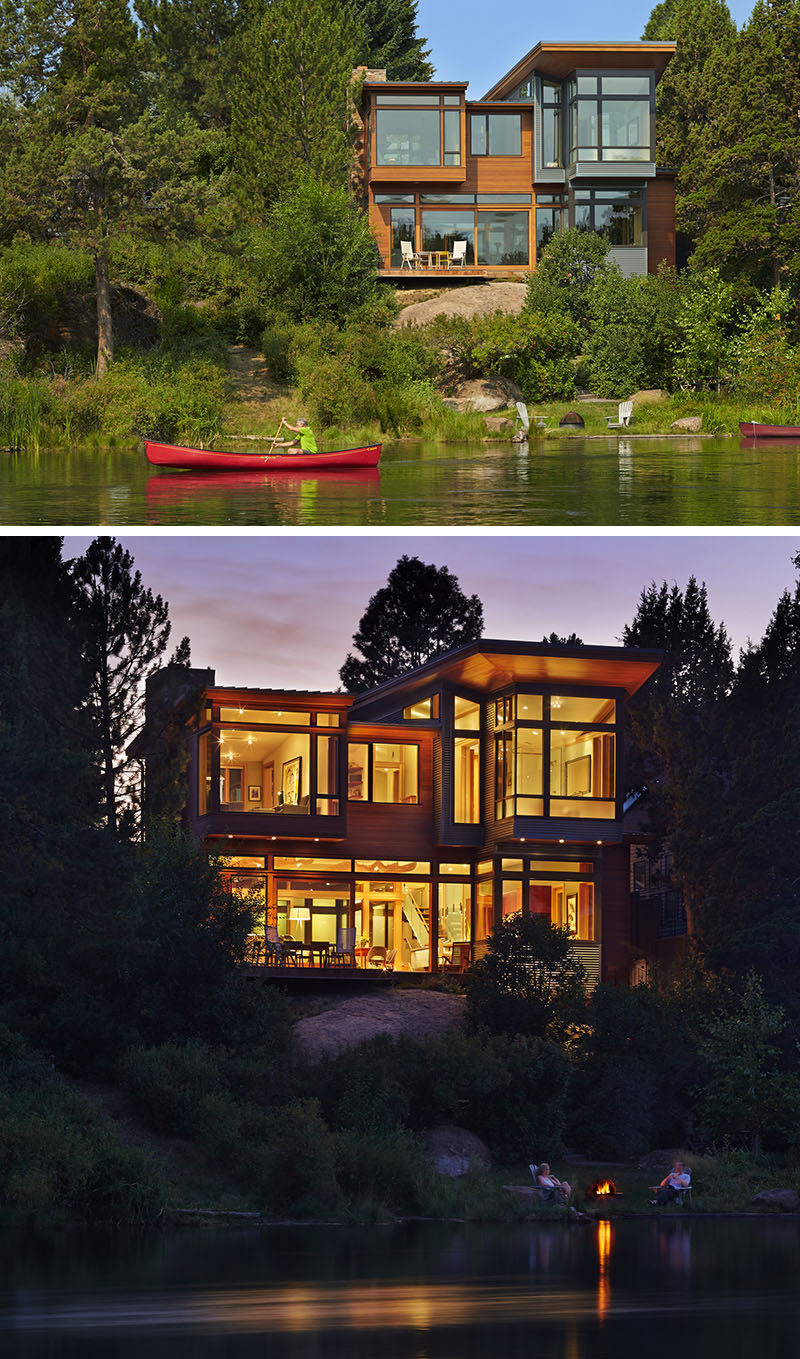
600, 842, 633, 982
647, 173, 676, 272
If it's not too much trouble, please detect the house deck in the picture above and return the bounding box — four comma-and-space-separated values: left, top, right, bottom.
379, 267, 490, 282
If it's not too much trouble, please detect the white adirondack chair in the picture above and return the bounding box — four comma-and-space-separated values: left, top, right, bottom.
607, 400, 634, 429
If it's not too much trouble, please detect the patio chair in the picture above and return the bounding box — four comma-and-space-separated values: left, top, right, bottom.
332, 926, 356, 967
366, 946, 387, 968
383, 948, 397, 971
400, 240, 418, 271
442, 942, 472, 973
449, 239, 467, 269
607, 400, 633, 429
513, 401, 530, 439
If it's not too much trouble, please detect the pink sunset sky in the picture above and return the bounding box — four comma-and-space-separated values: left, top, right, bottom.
62, 533, 799, 692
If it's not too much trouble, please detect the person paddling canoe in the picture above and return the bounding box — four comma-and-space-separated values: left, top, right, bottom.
272, 417, 318, 454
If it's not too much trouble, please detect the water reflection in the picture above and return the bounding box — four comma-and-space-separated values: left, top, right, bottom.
4, 436, 800, 525
2, 1219, 800, 1358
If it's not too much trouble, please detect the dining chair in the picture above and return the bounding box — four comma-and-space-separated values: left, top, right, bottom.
449, 240, 467, 269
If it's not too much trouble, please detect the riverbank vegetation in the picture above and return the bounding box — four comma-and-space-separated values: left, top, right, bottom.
4, 540, 800, 1227
2, 0, 800, 450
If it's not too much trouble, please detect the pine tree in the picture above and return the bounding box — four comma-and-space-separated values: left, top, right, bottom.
230, 0, 362, 216
689, 0, 800, 287
0, 0, 230, 372
340, 555, 484, 692
68, 538, 175, 835
346, 0, 434, 80
134, 0, 251, 129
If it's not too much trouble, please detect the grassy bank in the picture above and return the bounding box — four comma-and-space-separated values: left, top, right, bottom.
2, 356, 789, 454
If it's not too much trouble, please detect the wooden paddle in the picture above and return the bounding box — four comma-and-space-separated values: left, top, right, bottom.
265, 418, 286, 456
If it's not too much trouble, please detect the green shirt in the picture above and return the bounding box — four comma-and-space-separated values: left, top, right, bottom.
298, 425, 317, 454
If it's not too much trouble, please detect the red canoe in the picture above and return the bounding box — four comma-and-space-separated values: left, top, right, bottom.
739, 421, 800, 439
144, 439, 381, 471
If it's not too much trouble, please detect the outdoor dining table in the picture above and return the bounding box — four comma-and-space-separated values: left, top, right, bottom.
289, 941, 331, 967
416, 250, 451, 270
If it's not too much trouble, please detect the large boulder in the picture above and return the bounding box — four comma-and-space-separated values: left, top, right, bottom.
670, 416, 703, 433
751, 1188, 800, 1212
448, 377, 523, 413
483, 416, 514, 435
422, 1125, 491, 1177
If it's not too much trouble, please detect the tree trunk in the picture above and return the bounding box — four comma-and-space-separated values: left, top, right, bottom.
95, 248, 114, 376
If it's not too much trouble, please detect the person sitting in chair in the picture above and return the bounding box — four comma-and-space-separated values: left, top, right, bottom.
650, 1161, 690, 1205
536, 1163, 572, 1203
273, 417, 318, 454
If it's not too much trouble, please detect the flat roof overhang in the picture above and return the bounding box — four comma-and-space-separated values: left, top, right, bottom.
483, 41, 676, 99
349, 639, 662, 720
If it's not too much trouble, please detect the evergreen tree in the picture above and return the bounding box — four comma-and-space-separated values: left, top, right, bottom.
689, 0, 800, 287
737, 551, 800, 690
622, 577, 734, 935
340, 555, 484, 692
0, 0, 229, 372
134, 0, 250, 129
346, 0, 434, 80
68, 538, 174, 835
230, 0, 362, 216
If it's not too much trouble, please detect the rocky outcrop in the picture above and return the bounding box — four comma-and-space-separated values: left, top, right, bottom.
670, 416, 703, 433
751, 1188, 800, 1211
483, 416, 514, 435
447, 376, 523, 413
422, 1125, 491, 1177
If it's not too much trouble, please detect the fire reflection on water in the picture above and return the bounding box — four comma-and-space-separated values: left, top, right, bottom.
596, 1219, 612, 1322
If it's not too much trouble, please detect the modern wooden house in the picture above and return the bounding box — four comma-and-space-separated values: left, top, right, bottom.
136, 639, 661, 983
356, 40, 676, 278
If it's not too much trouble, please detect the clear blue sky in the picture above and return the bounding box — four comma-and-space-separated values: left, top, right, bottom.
416, 0, 757, 95
62, 533, 799, 692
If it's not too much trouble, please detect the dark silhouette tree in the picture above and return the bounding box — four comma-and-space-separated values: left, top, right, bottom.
465, 914, 588, 1042
737, 550, 800, 690
339, 554, 484, 692
621, 576, 734, 935
542, 632, 584, 646
68, 537, 175, 834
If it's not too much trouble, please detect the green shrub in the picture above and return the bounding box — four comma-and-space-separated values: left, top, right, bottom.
0, 1029, 164, 1224
251, 1098, 340, 1215
255, 174, 383, 325
121, 1040, 229, 1137
465, 914, 588, 1041
470, 310, 581, 400
584, 265, 684, 397
525, 229, 611, 331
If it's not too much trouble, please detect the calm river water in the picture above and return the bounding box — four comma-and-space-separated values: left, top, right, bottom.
2, 1218, 799, 1358
3, 436, 800, 526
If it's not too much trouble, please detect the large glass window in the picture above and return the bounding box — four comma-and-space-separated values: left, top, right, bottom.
574, 188, 644, 246
536, 201, 565, 260
540, 80, 563, 167
515, 727, 543, 815
529, 879, 595, 940
549, 728, 615, 818
568, 72, 653, 163
355, 879, 431, 970
212, 726, 312, 814
198, 731, 212, 814
470, 113, 522, 156
438, 881, 471, 967
377, 109, 441, 165
376, 98, 461, 167
389, 206, 416, 268
421, 211, 474, 264
477, 211, 529, 266
219, 707, 309, 725
455, 737, 480, 822
492, 689, 617, 820
316, 733, 340, 816
347, 742, 419, 803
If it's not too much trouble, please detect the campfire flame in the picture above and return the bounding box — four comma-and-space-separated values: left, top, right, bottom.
594, 1180, 614, 1196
